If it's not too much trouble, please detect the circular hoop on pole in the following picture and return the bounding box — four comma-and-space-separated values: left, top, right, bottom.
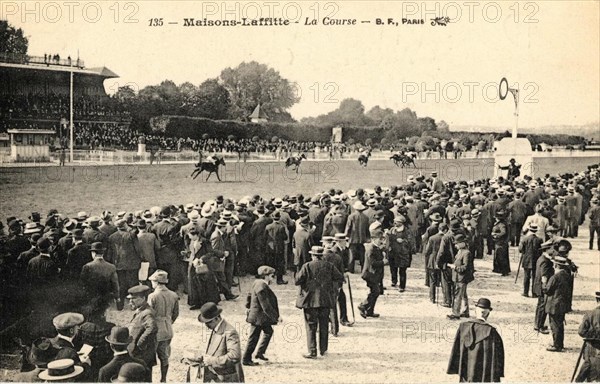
499, 77, 509, 100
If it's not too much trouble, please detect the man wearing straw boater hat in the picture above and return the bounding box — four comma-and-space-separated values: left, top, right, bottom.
533, 240, 555, 334
574, 291, 600, 382
98, 327, 148, 383
38, 358, 85, 382
447, 298, 504, 382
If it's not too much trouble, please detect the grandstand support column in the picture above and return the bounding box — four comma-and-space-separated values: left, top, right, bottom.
69, 69, 74, 162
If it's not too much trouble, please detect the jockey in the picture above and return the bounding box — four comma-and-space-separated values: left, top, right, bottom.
205, 154, 219, 165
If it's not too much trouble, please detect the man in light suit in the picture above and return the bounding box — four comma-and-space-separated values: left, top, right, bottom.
345, 201, 370, 273
190, 303, 245, 383
127, 285, 157, 381
147, 270, 179, 382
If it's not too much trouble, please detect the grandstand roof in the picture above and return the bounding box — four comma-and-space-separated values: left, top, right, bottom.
87, 67, 119, 78
0, 62, 119, 79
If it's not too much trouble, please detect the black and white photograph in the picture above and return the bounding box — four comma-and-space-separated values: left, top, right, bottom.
0, 1, 599, 382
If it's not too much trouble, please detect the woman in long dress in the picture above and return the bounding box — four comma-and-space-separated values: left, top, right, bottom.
187, 228, 221, 309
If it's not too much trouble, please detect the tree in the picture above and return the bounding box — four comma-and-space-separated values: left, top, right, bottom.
437, 120, 450, 132
366, 106, 394, 125
0, 20, 28, 55
190, 79, 230, 120
220, 61, 299, 120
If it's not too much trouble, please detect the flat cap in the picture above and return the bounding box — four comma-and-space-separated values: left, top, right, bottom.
53, 313, 84, 330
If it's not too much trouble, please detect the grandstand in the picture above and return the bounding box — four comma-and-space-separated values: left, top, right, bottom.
0, 52, 130, 155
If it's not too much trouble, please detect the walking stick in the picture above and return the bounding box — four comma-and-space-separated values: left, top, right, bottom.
571, 340, 586, 382
515, 253, 523, 284
346, 274, 356, 325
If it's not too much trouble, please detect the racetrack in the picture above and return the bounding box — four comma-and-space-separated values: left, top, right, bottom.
1, 155, 599, 382
2, 156, 599, 220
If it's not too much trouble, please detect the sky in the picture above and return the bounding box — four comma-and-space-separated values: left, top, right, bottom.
3, 1, 599, 128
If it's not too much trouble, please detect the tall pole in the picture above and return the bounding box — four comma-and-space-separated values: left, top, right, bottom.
513, 96, 519, 139
69, 69, 73, 162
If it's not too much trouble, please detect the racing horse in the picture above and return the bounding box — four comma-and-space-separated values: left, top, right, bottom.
358, 150, 371, 167
390, 153, 417, 168
191, 157, 226, 181
285, 153, 306, 173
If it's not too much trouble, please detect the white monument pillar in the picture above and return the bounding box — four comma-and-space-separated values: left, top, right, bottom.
495, 78, 534, 178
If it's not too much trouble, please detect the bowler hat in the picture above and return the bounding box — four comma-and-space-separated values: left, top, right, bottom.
105, 327, 133, 346
198, 302, 222, 323
37, 237, 51, 251
554, 239, 572, 253
91, 242, 105, 253
112, 362, 147, 383
595, 291, 600, 299
28, 337, 59, 367
474, 298, 493, 310
149, 270, 169, 284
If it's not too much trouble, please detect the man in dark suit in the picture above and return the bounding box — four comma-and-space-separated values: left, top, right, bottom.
127, 285, 158, 380
211, 218, 238, 300
358, 230, 388, 319
249, 206, 272, 273
98, 327, 148, 383
533, 242, 555, 334
243, 266, 281, 366
83, 216, 107, 246
152, 207, 184, 292
65, 229, 92, 280
544, 255, 573, 352
265, 211, 289, 284
295, 246, 344, 358
519, 224, 542, 297
107, 219, 141, 309
425, 223, 447, 303
332, 233, 351, 326
80, 242, 119, 300
323, 244, 345, 336
507, 192, 528, 246
345, 201, 370, 273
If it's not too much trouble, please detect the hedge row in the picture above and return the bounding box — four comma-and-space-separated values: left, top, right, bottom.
152, 115, 385, 143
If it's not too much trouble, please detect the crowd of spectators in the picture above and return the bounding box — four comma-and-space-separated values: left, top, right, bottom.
0, 93, 129, 122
